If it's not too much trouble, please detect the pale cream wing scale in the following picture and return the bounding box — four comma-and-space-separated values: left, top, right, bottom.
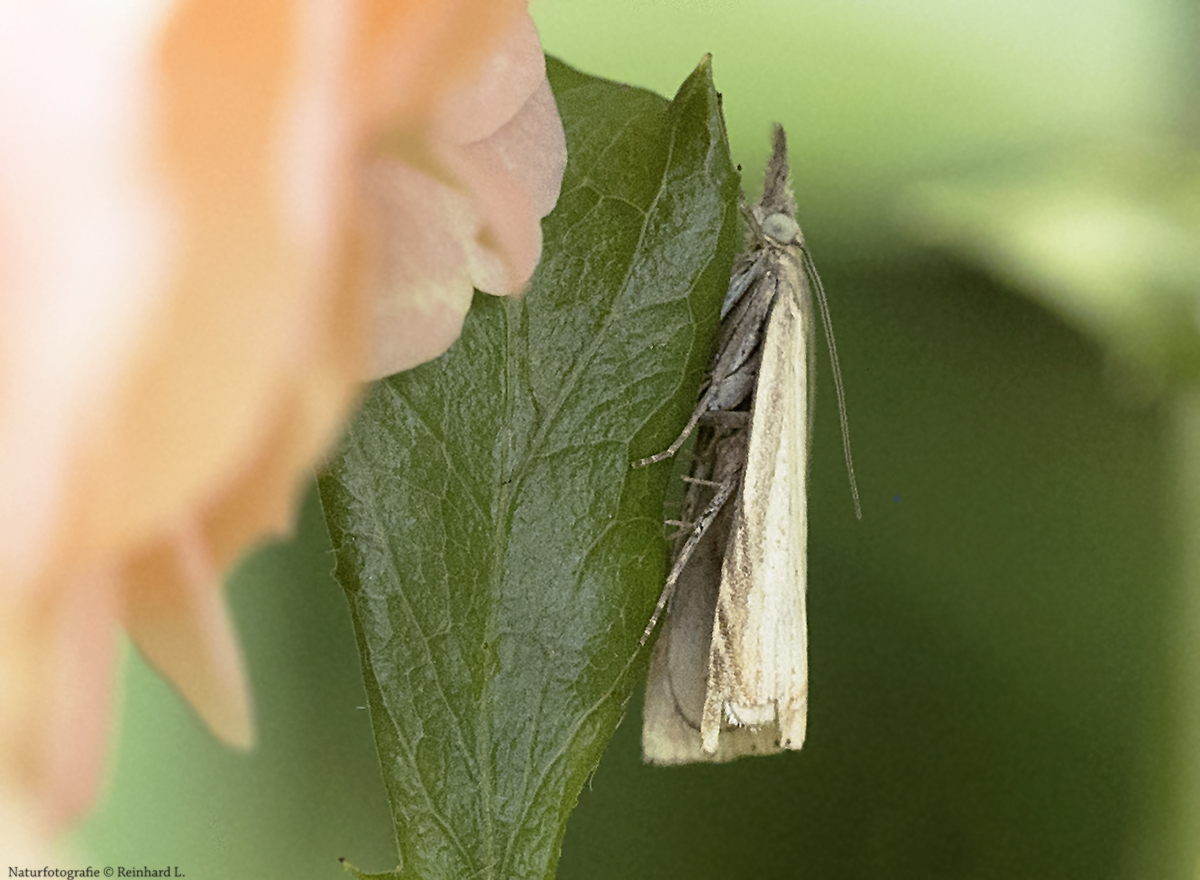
701, 254, 812, 755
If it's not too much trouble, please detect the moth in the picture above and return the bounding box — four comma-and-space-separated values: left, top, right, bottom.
638, 124, 858, 763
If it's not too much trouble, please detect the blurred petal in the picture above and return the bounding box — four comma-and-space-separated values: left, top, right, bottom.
0, 569, 119, 831
0, 2, 174, 593
364, 12, 567, 378
123, 522, 253, 750
0, 0, 564, 834
362, 160, 483, 373
432, 12, 551, 148
40, 573, 121, 828
457, 75, 568, 294
0, 1, 167, 832
0, 793, 58, 863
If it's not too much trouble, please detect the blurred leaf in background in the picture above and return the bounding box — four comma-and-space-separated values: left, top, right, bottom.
904, 146, 1200, 390
70, 0, 1200, 877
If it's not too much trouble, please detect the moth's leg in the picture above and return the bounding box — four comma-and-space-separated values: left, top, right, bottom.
662, 474, 726, 530
632, 379, 754, 470
632, 381, 719, 468
639, 471, 739, 646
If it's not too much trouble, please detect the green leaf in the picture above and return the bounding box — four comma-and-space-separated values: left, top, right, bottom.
317, 56, 740, 880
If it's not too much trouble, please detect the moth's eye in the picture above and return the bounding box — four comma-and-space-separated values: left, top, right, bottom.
762, 213, 800, 244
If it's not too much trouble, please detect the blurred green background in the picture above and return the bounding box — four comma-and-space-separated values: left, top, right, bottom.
71, 0, 1200, 877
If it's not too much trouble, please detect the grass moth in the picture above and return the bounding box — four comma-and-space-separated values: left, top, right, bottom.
638, 124, 858, 763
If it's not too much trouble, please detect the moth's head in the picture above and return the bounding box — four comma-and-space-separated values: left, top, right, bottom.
761, 212, 801, 246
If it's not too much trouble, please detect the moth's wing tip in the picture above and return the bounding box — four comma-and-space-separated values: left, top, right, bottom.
642, 722, 709, 764
778, 690, 809, 750
642, 747, 705, 766
778, 722, 807, 751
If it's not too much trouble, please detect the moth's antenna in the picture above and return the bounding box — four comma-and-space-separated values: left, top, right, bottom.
803, 247, 861, 519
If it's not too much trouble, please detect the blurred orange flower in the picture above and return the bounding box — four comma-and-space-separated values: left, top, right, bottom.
0, 0, 565, 843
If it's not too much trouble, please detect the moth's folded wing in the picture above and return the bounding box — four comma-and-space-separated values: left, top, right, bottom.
643, 503, 726, 764
709, 274, 810, 752
643, 622, 704, 764
761, 261, 812, 751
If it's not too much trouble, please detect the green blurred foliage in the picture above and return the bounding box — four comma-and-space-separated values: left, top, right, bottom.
72, 1, 1200, 878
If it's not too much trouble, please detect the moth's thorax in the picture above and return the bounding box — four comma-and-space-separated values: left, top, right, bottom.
760, 219, 805, 273
761, 212, 801, 247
